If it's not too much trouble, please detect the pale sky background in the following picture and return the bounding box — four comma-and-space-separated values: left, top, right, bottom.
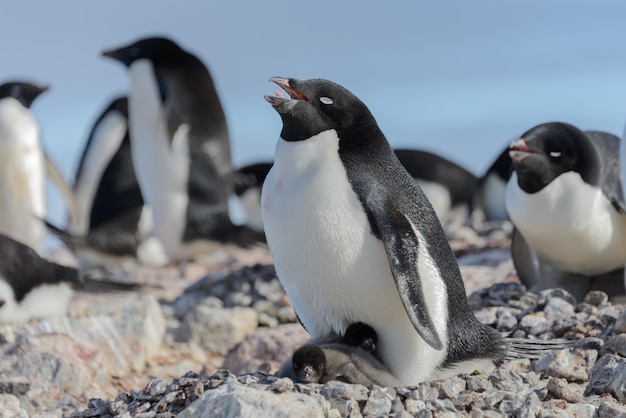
2, 1, 626, 227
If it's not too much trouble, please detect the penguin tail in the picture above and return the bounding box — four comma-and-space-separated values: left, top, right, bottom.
77, 275, 144, 293
502, 337, 576, 361
42, 219, 87, 249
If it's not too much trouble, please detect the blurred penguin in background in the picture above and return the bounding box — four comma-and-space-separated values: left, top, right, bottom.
102, 36, 263, 261
0, 81, 49, 252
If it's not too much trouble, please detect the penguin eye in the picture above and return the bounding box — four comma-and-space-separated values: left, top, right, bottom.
549, 151, 562, 158
319, 97, 334, 105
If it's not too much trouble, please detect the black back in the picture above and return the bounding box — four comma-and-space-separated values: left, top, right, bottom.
0, 234, 78, 302
393, 149, 478, 206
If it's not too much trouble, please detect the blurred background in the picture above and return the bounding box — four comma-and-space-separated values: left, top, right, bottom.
2, 0, 626, 228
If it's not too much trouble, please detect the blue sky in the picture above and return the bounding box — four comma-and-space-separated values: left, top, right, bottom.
2, 1, 626, 225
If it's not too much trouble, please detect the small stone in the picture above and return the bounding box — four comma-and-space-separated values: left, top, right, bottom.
466, 374, 492, 392
496, 309, 518, 331
585, 353, 626, 402
437, 376, 466, 398
533, 349, 589, 382
517, 390, 541, 417
362, 396, 392, 416
536, 288, 577, 308
320, 381, 369, 401
520, 312, 547, 329
543, 297, 575, 320
404, 399, 427, 415
597, 398, 626, 417
583, 291, 609, 306
144, 378, 170, 396
602, 334, 626, 357
614, 310, 626, 333
546, 377, 583, 402
0, 376, 30, 395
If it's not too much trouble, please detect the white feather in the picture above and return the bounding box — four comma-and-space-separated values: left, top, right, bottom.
0, 97, 46, 251
506, 171, 626, 275
0, 278, 73, 324
262, 130, 449, 385
127, 60, 190, 259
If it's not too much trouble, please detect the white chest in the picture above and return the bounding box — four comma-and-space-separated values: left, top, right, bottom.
127, 60, 190, 258
506, 171, 626, 274
0, 98, 45, 250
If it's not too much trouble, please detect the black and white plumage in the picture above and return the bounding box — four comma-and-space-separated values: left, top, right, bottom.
393, 149, 478, 222
506, 122, 626, 301
53, 96, 166, 270
471, 146, 513, 224
234, 150, 477, 235
102, 37, 262, 261
262, 77, 507, 385
286, 322, 401, 387
0, 82, 48, 252
234, 162, 274, 235
0, 233, 139, 324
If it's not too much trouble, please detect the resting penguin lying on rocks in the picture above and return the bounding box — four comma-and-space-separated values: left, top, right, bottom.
506, 122, 626, 302
0, 233, 140, 324
262, 76, 572, 385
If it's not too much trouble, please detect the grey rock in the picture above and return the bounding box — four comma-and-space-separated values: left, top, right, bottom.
465, 374, 493, 392
585, 353, 626, 402
176, 305, 258, 355
0, 394, 28, 418
533, 349, 589, 382
602, 333, 626, 357
614, 309, 626, 333
583, 291, 609, 307
320, 381, 369, 401
515, 390, 541, 418
177, 379, 331, 418
0, 376, 30, 395
362, 395, 392, 416
597, 398, 626, 417
536, 288, 577, 308
520, 312, 547, 329
404, 399, 427, 415
543, 297, 576, 320
496, 309, 518, 331
545, 377, 583, 402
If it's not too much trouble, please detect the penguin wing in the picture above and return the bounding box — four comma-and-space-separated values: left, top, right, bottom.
365, 199, 443, 350
586, 131, 626, 215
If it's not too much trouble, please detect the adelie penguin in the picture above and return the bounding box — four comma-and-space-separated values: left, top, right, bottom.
0, 82, 49, 252
47, 96, 167, 271
261, 77, 568, 385
102, 37, 263, 261
506, 122, 626, 302
0, 233, 139, 324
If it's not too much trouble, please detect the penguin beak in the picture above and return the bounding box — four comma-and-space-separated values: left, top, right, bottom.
264, 77, 308, 107
509, 139, 537, 162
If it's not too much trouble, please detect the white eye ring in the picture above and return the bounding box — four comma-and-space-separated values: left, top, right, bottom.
549, 151, 561, 158
320, 96, 333, 105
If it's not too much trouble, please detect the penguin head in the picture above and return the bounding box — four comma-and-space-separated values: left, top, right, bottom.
102, 37, 186, 67
0, 82, 48, 108
509, 122, 600, 194
343, 322, 378, 352
292, 344, 326, 383
265, 77, 377, 143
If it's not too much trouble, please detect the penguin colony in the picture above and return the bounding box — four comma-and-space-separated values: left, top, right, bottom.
0, 35, 622, 386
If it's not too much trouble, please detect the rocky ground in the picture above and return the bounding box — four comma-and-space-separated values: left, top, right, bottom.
1, 223, 626, 417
